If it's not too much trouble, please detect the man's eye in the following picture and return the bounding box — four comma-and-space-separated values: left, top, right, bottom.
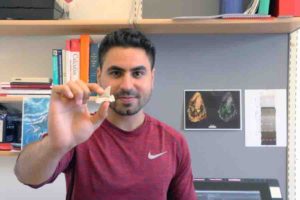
109, 71, 122, 78
132, 71, 145, 78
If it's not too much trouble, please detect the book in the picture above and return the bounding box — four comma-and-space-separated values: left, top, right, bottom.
89, 42, 100, 84
258, 0, 271, 15
220, 0, 244, 14
70, 39, 80, 81
65, 40, 72, 83
0, 82, 51, 90
172, 13, 271, 20
52, 49, 59, 85
62, 50, 67, 84
11, 77, 52, 85
57, 49, 63, 84
270, 0, 300, 17
0, 105, 7, 143
0, 89, 51, 95
80, 34, 91, 83
21, 97, 50, 148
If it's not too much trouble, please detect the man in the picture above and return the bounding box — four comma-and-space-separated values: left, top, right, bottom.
14, 28, 197, 200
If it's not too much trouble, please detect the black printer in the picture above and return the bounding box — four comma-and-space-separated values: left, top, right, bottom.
0, 0, 64, 19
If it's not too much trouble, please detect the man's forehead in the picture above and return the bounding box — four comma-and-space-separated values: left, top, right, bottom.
102, 47, 151, 71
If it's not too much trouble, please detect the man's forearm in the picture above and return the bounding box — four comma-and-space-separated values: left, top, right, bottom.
14, 136, 66, 185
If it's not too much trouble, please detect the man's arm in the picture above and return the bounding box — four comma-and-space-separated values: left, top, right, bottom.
14, 136, 68, 185
14, 81, 109, 186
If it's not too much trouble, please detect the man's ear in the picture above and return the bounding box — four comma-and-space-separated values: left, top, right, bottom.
97, 67, 102, 85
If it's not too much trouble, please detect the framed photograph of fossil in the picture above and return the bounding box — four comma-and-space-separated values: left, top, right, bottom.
184, 89, 242, 130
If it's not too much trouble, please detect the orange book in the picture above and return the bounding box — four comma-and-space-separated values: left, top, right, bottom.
80, 34, 91, 83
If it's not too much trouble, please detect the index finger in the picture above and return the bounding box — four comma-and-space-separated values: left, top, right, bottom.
87, 83, 105, 95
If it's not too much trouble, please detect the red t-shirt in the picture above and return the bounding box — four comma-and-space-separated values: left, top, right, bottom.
32, 114, 197, 200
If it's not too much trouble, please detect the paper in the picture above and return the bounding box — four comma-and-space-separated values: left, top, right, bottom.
95, 86, 115, 104
245, 89, 287, 147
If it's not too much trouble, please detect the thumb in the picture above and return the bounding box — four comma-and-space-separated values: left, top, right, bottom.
90, 101, 110, 129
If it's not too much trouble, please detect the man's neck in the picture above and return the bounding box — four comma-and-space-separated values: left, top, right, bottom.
106, 109, 145, 132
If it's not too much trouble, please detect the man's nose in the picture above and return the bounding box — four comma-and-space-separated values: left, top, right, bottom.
119, 73, 134, 90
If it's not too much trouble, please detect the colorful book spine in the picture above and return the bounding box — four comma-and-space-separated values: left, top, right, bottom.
70, 39, 80, 81
270, 0, 299, 17
295, 0, 300, 16
80, 34, 91, 83
258, 0, 270, 15
52, 49, 59, 85
62, 50, 67, 84
57, 49, 63, 84
220, 0, 243, 14
89, 42, 100, 84
65, 40, 72, 83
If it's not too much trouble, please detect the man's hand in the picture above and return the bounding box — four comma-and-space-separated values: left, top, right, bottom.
48, 80, 110, 154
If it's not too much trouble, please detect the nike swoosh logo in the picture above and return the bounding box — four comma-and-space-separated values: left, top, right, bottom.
148, 151, 167, 160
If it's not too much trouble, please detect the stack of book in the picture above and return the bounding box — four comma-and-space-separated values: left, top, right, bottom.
0, 77, 52, 96
52, 34, 100, 85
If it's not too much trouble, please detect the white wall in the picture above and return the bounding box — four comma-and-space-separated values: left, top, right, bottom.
0, 36, 66, 199
0, 157, 66, 200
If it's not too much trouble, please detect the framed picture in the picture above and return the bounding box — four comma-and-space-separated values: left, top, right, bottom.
184, 89, 242, 130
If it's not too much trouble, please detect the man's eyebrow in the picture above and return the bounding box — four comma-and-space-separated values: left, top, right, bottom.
107, 65, 147, 71
130, 66, 146, 71
107, 66, 125, 72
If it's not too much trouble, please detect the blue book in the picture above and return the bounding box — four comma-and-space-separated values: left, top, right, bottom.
220, 0, 244, 14
89, 42, 100, 84
21, 97, 50, 148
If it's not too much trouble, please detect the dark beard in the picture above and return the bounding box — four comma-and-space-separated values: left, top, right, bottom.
110, 89, 151, 116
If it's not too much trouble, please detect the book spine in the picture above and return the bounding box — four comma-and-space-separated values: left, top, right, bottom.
295, 0, 300, 16
65, 40, 71, 83
258, 0, 270, 15
52, 49, 59, 85
70, 39, 80, 81
62, 50, 67, 84
89, 42, 100, 83
57, 49, 63, 85
80, 34, 91, 83
0, 117, 5, 142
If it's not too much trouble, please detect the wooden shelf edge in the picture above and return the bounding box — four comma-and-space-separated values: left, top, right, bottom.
0, 17, 300, 35
0, 150, 20, 157
0, 96, 23, 102
134, 18, 300, 34
0, 19, 133, 35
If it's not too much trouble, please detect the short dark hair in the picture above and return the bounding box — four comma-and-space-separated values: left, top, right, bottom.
98, 28, 156, 69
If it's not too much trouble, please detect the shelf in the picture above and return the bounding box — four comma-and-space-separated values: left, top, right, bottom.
0, 151, 20, 157
135, 18, 300, 34
0, 96, 23, 102
0, 19, 132, 35
1, 18, 300, 35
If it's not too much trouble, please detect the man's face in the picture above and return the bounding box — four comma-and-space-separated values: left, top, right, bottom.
97, 47, 155, 116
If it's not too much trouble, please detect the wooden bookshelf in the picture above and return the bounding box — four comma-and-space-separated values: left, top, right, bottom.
0, 19, 132, 35
0, 18, 300, 35
134, 18, 300, 34
0, 96, 23, 102
0, 151, 20, 156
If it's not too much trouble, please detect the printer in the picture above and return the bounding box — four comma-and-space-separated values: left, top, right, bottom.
0, 0, 64, 19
